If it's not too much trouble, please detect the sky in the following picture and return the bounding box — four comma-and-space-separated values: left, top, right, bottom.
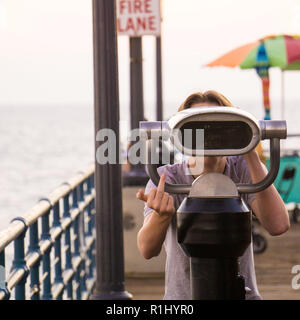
0, 0, 300, 121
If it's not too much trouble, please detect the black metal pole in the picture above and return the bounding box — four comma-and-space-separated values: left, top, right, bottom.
91, 0, 132, 300
156, 36, 163, 121
130, 37, 144, 130
127, 36, 146, 174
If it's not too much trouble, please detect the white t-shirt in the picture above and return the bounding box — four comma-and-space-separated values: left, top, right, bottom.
143, 156, 262, 300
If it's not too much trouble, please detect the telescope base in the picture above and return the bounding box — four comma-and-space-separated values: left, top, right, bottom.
190, 257, 245, 300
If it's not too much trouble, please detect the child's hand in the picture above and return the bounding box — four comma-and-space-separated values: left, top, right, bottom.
136, 174, 175, 217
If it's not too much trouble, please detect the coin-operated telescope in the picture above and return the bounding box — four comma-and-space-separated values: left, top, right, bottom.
140, 106, 287, 300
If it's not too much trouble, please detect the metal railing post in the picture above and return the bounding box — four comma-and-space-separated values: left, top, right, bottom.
28, 221, 41, 300
0, 250, 10, 299
78, 183, 88, 296
63, 194, 73, 299
11, 217, 29, 300
72, 188, 82, 300
84, 180, 94, 282
52, 202, 64, 299
41, 209, 53, 300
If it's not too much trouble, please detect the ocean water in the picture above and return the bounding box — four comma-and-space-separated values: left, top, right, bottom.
0, 100, 300, 230
0, 104, 95, 228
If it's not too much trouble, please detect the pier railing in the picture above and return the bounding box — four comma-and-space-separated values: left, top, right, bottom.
0, 165, 96, 300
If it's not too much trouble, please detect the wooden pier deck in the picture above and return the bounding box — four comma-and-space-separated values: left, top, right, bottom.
125, 219, 300, 300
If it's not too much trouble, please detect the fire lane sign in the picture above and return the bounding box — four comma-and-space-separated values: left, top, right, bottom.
117, 0, 161, 37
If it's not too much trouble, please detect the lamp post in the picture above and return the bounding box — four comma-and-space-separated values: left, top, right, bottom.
91, 0, 132, 300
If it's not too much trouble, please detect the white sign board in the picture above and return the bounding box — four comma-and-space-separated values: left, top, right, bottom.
117, 0, 161, 37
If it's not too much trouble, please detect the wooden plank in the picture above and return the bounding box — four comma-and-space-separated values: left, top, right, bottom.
254, 220, 300, 300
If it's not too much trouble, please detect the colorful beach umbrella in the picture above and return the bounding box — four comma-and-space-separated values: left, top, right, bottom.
206, 34, 300, 120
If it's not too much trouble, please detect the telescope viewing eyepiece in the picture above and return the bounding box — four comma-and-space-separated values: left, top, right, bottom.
140, 106, 287, 194
140, 106, 287, 156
